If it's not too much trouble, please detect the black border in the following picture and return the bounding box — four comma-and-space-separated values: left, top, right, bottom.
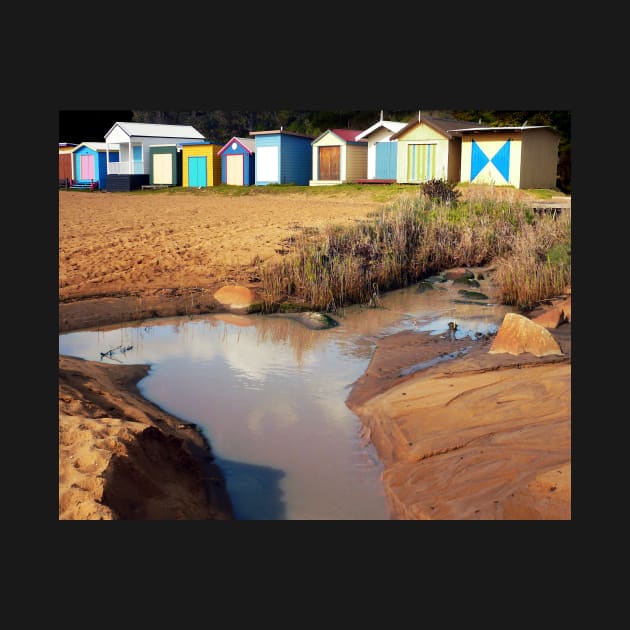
45, 41, 583, 588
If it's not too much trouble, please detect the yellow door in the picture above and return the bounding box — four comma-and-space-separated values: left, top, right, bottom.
226, 154, 244, 185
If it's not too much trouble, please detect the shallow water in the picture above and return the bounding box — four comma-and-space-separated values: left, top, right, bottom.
58, 280, 515, 520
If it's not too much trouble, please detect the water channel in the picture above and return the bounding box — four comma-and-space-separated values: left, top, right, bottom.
59, 280, 515, 520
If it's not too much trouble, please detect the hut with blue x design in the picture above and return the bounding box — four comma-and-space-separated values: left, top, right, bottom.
456, 123, 560, 189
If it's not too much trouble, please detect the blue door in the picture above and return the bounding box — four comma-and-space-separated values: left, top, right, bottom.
188, 156, 207, 187
375, 142, 397, 179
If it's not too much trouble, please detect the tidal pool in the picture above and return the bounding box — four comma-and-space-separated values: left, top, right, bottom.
59, 281, 515, 520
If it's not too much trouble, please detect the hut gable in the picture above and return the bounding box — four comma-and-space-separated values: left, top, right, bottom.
390, 113, 492, 141
356, 118, 406, 180
216, 137, 255, 156
218, 137, 256, 186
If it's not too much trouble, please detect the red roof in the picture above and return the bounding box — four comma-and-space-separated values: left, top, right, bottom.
330, 129, 366, 143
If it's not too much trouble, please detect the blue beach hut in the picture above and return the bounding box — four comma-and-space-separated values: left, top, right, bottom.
72, 142, 119, 190
248, 129, 313, 186
217, 137, 256, 186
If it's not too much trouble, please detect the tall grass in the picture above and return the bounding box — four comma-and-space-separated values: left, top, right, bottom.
258, 192, 571, 313
493, 209, 571, 309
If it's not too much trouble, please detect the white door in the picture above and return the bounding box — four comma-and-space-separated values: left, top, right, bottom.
153, 154, 172, 184
256, 146, 279, 183
226, 154, 244, 185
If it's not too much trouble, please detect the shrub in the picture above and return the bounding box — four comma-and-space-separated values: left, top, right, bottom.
420, 179, 461, 205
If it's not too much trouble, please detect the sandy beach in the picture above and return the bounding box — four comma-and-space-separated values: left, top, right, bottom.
58, 186, 570, 520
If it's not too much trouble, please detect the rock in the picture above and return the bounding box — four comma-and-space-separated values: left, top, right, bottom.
416, 280, 434, 293
562, 296, 571, 322
531, 305, 565, 329
213, 285, 255, 311
457, 290, 489, 300
465, 279, 481, 288
489, 313, 563, 357
269, 311, 339, 330
444, 268, 475, 281
531, 296, 571, 328
300, 312, 339, 330
425, 274, 447, 283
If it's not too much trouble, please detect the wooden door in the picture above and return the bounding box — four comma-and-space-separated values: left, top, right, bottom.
226, 154, 244, 185
319, 146, 340, 180
59, 154, 72, 179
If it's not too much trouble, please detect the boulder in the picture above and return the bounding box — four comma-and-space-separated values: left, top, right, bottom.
531, 305, 565, 329
270, 311, 339, 330
457, 289, 489, 300
444, 268, 475, 282
425, 274, 447, 283
489, 312, 563, 357
562, 296, 571, 322
213, 285, 255, 311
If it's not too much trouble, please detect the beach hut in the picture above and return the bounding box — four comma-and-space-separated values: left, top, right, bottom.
248, 129, 313, 186
389, 112, 489, 184
149, 144, 182, 187
59, 143, 77, 186
71, 142, 119, 190
354, 114, 406, 181
309, 129, 367, 186
180, 142, 222, 187
104, 122, 205, 191
455, 124, 561, 189
217, 137, 255, 186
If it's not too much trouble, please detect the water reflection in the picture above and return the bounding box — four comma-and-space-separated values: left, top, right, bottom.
59, 279, 515, 520
214, 457, 287, 520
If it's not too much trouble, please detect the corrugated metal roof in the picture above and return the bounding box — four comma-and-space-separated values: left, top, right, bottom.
355, 120, 406, 140
106, 122, 205, 139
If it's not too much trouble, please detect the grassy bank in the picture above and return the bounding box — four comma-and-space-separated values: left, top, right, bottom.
257, 190, 571, 313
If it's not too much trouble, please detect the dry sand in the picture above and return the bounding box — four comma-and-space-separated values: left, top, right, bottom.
58, 185, 570, 520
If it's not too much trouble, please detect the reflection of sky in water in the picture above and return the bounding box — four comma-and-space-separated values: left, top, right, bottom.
58, 280, 515, 520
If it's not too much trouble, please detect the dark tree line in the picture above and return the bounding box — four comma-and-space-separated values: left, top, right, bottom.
130, 109, 571, 192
